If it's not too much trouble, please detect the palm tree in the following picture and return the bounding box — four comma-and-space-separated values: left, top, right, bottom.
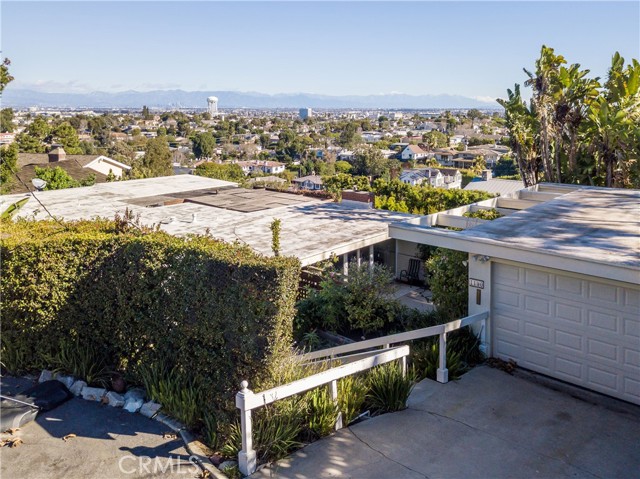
497, 85, 539, 187
524, 46, 566, 183
584, 53, 640, 187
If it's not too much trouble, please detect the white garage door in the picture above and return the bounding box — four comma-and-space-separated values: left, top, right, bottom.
491, 262, 640, 405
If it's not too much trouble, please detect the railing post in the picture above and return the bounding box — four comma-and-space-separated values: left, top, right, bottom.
330, 379, 343, 430
437, 332, 449, 383
236, 381, 257, 476
401, 356, 407, 378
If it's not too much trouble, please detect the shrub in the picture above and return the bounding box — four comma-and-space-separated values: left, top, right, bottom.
221, 405, 303, 463
410, 327, 484, 381
463, 208, 503, 220
305, 386, 339, 439
365, 362, 415, 415
296, 261, 399, 337
338, 374, 368, 425
425, 248, 468, 320
1, 217, 301, 441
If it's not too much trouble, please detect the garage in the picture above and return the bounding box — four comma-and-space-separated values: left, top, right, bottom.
492, 261, 640, 405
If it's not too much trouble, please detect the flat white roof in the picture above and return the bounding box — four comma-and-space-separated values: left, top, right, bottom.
2, 175, 418, 266
391, 185, 640, 284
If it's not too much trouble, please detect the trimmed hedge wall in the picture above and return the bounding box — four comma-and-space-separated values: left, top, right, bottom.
1, 218, 301, 424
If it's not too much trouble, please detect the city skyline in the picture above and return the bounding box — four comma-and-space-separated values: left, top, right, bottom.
2, 1, 639, 102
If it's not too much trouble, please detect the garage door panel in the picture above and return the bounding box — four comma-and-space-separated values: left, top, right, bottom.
587, 366, 619, 392
524, 322, 550, 341
494, 263, 520, 285
624, 348, 640, 368
555, 275, 584, 296
493, 288, 521, 308
587, 310, 620, 333
555, 330, 583, 353
555, 356, 583, 380
588, 282, 620, 304
524, 295, 551, 315
624, 288, 639, 308
624, 377, 640, 398
492, 262, 640, 405
587, 338, 618, 363
624, 317, 640, 338
525, 269, 550, 288
524, 347, 550, 370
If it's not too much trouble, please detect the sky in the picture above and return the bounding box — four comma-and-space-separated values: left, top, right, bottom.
2, 1, 639, 100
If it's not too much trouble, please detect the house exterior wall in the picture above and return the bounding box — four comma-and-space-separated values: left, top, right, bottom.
85, 158, 127, 178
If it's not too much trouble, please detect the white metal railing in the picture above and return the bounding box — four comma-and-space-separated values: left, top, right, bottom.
235, 345, 409, 475
234, 311, 488, 475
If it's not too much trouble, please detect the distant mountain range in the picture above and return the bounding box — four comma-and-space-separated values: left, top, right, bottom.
2, 88, 499, 110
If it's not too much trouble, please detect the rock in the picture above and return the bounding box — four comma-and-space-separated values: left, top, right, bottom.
124, 388, 146, 401
38, 370, 53, 383
123, 398, 144, 413
218, 460, 238, 472
55, 375, 75, 390
70, 380, 87, 396
81, 387, 107, 402
105, 391, 125, 408
140, 401, 162, 418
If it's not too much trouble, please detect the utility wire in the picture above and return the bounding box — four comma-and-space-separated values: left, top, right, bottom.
4, 159, 68, 230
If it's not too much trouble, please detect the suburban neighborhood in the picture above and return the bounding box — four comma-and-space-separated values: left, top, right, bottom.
1, 2, 638, 479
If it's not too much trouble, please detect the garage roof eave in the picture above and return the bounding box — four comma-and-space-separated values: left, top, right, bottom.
389, 222, 640, 286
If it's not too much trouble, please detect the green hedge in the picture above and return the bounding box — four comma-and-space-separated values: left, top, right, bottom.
1, 218, 301, 427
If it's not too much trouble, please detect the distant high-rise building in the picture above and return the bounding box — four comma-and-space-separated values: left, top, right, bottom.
299, 107, 312, 120
207, 96, 219, 116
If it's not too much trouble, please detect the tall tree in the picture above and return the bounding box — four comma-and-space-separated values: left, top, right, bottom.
0, 143, 18, 193
585, 54, 640, 187
1, 108, 15, 132
497, 84, 539, 187
135, 137, 173, 178
52, 121, 82, 154
192, 132, 216, 159
16, 116, 51, 153
523, 45, 566, 183
0, 58, 14, 94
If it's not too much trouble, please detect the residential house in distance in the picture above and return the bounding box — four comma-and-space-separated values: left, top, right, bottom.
337, 150, 356, 161
433, 148, 457, 165
437, 168, 462, 189
400, 168, 443, 187
449, 134, 465, 146
455, 148, 501, 168
400, 144, 428, 161
235, 160, 285, 175
400, 168, 462, 189
9, 147, 131, 194
292, 175, 324, 190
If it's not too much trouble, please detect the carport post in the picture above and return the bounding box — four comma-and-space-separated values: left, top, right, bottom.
369, 245, 374, 268
356, 249, 361, 267
236, 381, 257, 476
437, 333, 449, 383
343, 253, 349, 277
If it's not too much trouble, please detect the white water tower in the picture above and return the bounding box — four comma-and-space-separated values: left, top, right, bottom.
207, 96, 218, 116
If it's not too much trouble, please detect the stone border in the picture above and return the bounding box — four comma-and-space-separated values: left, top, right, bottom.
37, 369, 227, 478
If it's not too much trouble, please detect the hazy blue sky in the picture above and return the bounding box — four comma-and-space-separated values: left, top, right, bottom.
2, 1, 639, 99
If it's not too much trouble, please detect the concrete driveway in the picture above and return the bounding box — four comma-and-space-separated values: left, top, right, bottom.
1, 376, 198, 479
254, 365, 640, 479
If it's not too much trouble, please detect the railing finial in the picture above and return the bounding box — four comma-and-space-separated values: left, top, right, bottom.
241, 380, 249, 391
